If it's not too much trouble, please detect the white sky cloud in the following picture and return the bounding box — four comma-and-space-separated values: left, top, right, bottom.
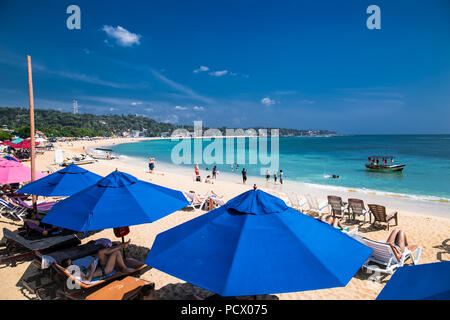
174, 105, 188, 110
261, 97, 276, 106
102, 25, 141, 47
193, 66, 209, 73
209, 70, 228, 77
193, 106, 205, 111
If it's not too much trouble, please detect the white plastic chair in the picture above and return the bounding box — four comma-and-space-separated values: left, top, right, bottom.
287, 192, 307, 211
349, 234, 422, 275
304, 194, 328, 219
182, 191, 207, 211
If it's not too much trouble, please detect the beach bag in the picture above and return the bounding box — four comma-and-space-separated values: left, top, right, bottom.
114, 227, 130, 238
196, 176, 201, 182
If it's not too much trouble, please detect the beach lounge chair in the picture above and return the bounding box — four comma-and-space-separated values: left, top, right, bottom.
349, 234, 422, 275
12, 197, 56, 214
348, 198, 370, 223
0, 227, 80, 267
368, 204, 398, 230
327, 195, 349, 219
0, 198, 27, 221
84, 276, 154, 300
25, 240, 147, 299
183, 191, 207, 211
46, 165, 58, 174
287, 192, 307, 211
206, 195, 225, 210
304, 194, 328, 219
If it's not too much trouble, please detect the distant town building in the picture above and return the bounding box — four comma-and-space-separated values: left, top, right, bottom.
131, 130, 145, 138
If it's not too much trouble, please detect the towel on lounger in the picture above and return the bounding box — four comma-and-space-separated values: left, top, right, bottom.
41, 255, 56, 269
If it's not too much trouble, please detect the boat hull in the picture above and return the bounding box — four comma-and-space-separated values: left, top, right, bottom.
365, 164, 405, 172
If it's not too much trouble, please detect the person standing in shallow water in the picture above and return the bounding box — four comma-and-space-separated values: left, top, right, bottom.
242, 168, 247, 184
279, 170, 283, 184
148, 158, 155, 173
212, 166, 217, 179
266, 170, 270, 182
273, 171, 277, 184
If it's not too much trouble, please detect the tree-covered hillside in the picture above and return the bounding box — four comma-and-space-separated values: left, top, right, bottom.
0, 107, 336, 138
0, 107, 187, 138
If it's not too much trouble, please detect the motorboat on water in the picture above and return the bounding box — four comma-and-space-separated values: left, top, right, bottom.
365, 156, 405, 172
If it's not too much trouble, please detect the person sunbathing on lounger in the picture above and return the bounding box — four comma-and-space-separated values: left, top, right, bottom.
386, 229, 418, 261
66, 240, 134, 283
326, 216, 357, 233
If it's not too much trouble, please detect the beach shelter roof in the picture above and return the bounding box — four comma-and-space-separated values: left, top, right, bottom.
42, 170, 189, 232
18, 163, 102, 197
13, 139, 40, 149
0, 141, 14, 147
145, 189, 373, 296
376, 261, 450, 300
0, 139, 39, 149
0, 158, 46, 184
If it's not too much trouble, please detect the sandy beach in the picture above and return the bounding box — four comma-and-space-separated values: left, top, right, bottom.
0, 137, 449, 300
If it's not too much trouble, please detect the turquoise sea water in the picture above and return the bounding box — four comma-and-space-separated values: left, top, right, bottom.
110, 135, 450, 200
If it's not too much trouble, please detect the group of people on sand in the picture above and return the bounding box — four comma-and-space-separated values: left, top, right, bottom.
194, 164, 219, 184
265, 169, 283, 184
193, 164, 286, 186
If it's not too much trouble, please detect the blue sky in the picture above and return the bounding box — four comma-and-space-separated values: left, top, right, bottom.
0, 0, 449, 134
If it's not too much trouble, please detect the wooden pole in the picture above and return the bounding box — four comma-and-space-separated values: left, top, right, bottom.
26, 55, 37, 212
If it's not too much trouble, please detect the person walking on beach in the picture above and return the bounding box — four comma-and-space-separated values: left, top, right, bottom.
242, 168, 247, 184
266, 170, 270, 182
279, 170, 283, 184
148, 158, 155, 173
273, 171, 277, 184
212, 166, 217, 179
195, 163, 201, 182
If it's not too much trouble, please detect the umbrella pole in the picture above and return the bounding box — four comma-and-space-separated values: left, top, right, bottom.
27, 55, 37, 214
122, 236, 126, 259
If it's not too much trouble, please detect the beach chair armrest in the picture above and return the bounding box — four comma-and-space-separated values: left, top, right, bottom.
387, 212, 398, 222
319, 202, 328, 210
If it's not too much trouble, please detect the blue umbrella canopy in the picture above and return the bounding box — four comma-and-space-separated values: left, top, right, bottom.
42, 171, 189, 232
377, 261, 450, 300
146, 189, 373, 296
18, 164, 103, 197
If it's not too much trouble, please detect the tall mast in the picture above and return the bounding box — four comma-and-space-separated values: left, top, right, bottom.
26, 55, 37, 211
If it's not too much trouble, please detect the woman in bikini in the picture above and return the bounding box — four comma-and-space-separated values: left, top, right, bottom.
386, 229, 418, 261
326, 216, 357, 233
66, 241, 134, 283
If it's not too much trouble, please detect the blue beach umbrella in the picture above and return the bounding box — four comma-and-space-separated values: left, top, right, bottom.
42, 170, 189, 232
377, 261, 450, 300
18, 163, 103, 197
146, 189, 373, 296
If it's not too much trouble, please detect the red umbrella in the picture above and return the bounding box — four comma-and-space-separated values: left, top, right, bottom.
0, 141, 15, 147
12, 139, 39, 149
